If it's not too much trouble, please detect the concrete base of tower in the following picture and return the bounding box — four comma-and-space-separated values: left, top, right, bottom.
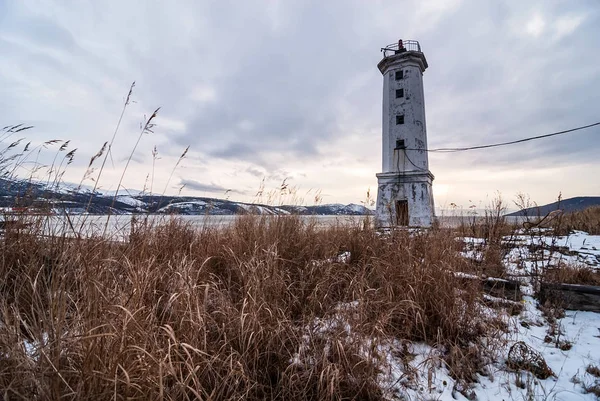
375, 171, 435, 228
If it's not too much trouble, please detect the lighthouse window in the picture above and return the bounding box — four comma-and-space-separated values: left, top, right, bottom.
396, 88, 404, 98
396, 115, 405, 125
395, 70, 404, 80
395, 139, 406, 149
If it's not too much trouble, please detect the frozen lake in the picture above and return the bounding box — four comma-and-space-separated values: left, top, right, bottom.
17, 214, 531, 241
26, 214, 369, 241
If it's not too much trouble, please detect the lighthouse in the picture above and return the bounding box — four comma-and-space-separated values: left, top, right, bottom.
375, 40, 435, 227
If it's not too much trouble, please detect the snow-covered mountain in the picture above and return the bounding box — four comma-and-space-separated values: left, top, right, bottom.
0, 178, 373, 216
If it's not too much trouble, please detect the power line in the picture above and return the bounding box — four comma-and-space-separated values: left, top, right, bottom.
405, 121, 600, 153
402, 148, 427, 172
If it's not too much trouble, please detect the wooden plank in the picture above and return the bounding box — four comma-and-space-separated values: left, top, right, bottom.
453, 272, 523, 302
542, 282, 600, 295
540, 282, 600, 312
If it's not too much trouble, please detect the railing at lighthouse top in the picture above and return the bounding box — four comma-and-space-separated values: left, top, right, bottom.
381, 40, 422, 58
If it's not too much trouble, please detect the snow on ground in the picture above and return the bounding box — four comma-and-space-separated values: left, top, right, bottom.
374, 297, 598, 401
391, 230, 600, 401
9, 229, 600, 399
464, 231, 600, 274
305, 231, 600, 400
310, 251, 352, 267
533, 231, 600, 268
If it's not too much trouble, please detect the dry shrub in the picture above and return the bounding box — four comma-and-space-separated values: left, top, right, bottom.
457, 216, 515, 241
583, 383, 600, 398
0, 215, 488, 400
587, 365, 600, 378
444, 344, 485, 385
544, 265, 600, 286
455, 196, 518, 278
559, 206, 600, 235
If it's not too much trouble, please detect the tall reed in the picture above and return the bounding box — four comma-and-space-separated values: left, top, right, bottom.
0, 215, 487, 400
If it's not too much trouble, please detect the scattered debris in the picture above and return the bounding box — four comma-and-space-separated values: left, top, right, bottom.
507, 341, 554, 379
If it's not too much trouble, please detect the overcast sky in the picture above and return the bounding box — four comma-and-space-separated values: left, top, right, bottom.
1, 0, 599, 209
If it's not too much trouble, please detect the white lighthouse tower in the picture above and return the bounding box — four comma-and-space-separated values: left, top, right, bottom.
375, 40, 435, 227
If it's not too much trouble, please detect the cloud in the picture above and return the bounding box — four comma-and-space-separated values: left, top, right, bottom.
526, 14, 546, 37
0, 0, 599, 208
246, 166, 264, 178
554, 14, 587, 40
188, 85, 217, 104
179, 178, 246, 195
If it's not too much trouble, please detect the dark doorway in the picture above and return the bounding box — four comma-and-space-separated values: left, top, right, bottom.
395, 200, 409, 226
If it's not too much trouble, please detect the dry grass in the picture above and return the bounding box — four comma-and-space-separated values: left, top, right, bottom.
0, 95, 504, 399
456, 196, 518, 278
559, 206, 600, 235
583, 383, 600, 399
543, 265, 600, 286
0, 215, 489, 400
587, 365, 600, 378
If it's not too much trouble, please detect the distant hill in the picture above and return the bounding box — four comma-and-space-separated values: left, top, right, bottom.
0, 178, 373, 216
506, 197, 600, 217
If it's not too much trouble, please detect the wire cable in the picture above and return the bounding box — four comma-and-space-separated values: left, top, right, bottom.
405, 121, 600, 153
402, 148, 428, 172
